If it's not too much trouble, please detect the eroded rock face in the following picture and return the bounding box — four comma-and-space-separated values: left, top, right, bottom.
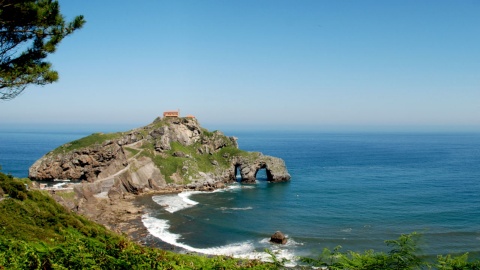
29, 143, 128, 182
29, 117, 291, 198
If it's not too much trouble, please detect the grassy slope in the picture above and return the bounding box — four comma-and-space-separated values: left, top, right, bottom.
51, 132, 124, 155
0, 173, 274, 269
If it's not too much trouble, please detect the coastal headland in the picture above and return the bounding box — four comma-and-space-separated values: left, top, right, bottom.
28, 116, 290, 234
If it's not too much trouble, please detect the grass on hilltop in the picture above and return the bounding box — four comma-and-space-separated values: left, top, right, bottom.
51, 132, 124, 155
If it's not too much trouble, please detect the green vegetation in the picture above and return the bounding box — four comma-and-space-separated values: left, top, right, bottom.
299, 232, 480, 269
147, 138, 252, 184
54, 190, 76, 200
0, 173, 273, 269
51, 132, 123, 154
0, 0, 85, 100
201, 128, 215, 138
135, 122, 252, 184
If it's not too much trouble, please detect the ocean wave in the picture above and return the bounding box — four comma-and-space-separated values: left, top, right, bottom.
240, 185, 256, 189
259, 236, 304, 247
142, 214, 298, 266
152, 192, 200, 213
142, 214, 255, 255
225, 183, 256, 190
152, 184, 257, 213
217, 206, 253, 211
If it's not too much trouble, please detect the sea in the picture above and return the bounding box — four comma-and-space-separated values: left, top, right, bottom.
1, 128, 480, 265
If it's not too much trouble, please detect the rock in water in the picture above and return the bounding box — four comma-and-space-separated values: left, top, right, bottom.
270, 231, 287, 244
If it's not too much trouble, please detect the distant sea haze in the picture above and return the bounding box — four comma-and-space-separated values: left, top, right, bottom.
2, 129, 480, 265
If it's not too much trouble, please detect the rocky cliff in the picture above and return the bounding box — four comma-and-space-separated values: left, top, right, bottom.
29, 117, 290, 199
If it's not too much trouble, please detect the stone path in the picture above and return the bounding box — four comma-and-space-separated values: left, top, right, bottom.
94, 141, 145, 198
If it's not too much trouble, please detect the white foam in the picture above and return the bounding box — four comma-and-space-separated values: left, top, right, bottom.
152, 184, 258, 213
224, 183, 256, 190
178, 191, 201, 205
142, 215, 182, 244
142, 214, 255, 256
152, 192, 199, 213
142, 214, 298, 265
52, 182, 66, 188
259, 236, 304, 247
218, 206, 253, 211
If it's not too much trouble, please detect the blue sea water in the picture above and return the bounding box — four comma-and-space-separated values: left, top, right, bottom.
2, 129, 480, 263
0, 130, 90, 177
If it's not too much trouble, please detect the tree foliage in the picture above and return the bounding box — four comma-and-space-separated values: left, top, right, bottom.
0, 0, 85, 100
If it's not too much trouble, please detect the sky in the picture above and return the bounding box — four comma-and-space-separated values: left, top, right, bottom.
1, 0, 479, 132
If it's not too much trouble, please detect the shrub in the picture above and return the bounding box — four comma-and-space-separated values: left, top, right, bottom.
0, 172, 28, 200
300, 233, 424, 269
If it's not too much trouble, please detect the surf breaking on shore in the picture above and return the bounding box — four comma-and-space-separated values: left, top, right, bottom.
141, 185, 300, 265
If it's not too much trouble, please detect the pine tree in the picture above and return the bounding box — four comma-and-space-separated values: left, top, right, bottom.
0, 0, 85, 100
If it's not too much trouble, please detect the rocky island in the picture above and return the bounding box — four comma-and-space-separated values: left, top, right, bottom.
28, 116, 290, 233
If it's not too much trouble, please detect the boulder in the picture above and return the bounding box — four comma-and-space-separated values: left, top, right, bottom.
270, 231, 287, 244
215, 182, 225, 189
173, 151, 186, 157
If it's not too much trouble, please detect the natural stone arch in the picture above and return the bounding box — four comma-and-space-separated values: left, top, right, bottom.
254, 166, 268, 180
234, 163, 242, 182
254, 163, 274, 181
232, 155, 291, 184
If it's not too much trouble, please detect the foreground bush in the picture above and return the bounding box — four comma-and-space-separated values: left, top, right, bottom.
299, 230, 480, 269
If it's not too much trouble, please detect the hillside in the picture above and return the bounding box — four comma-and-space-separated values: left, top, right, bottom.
29, 117, 290, 198
0, 172, 276, 269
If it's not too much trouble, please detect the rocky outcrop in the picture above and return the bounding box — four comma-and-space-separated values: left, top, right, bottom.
233, 155, 291, 183
29, 142, 128, 182
29, 117, 291, 199
270, 231, 288, 244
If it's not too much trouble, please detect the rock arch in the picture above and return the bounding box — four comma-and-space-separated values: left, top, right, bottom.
232, 154, 291, 183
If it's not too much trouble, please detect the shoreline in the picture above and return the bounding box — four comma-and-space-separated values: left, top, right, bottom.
122, 185, 299, 263
51, 184, 227, 247
66, 183, 307, 269
65, 184, 289, 260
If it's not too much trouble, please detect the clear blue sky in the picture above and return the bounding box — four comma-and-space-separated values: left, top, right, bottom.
1, 0, 479, 132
